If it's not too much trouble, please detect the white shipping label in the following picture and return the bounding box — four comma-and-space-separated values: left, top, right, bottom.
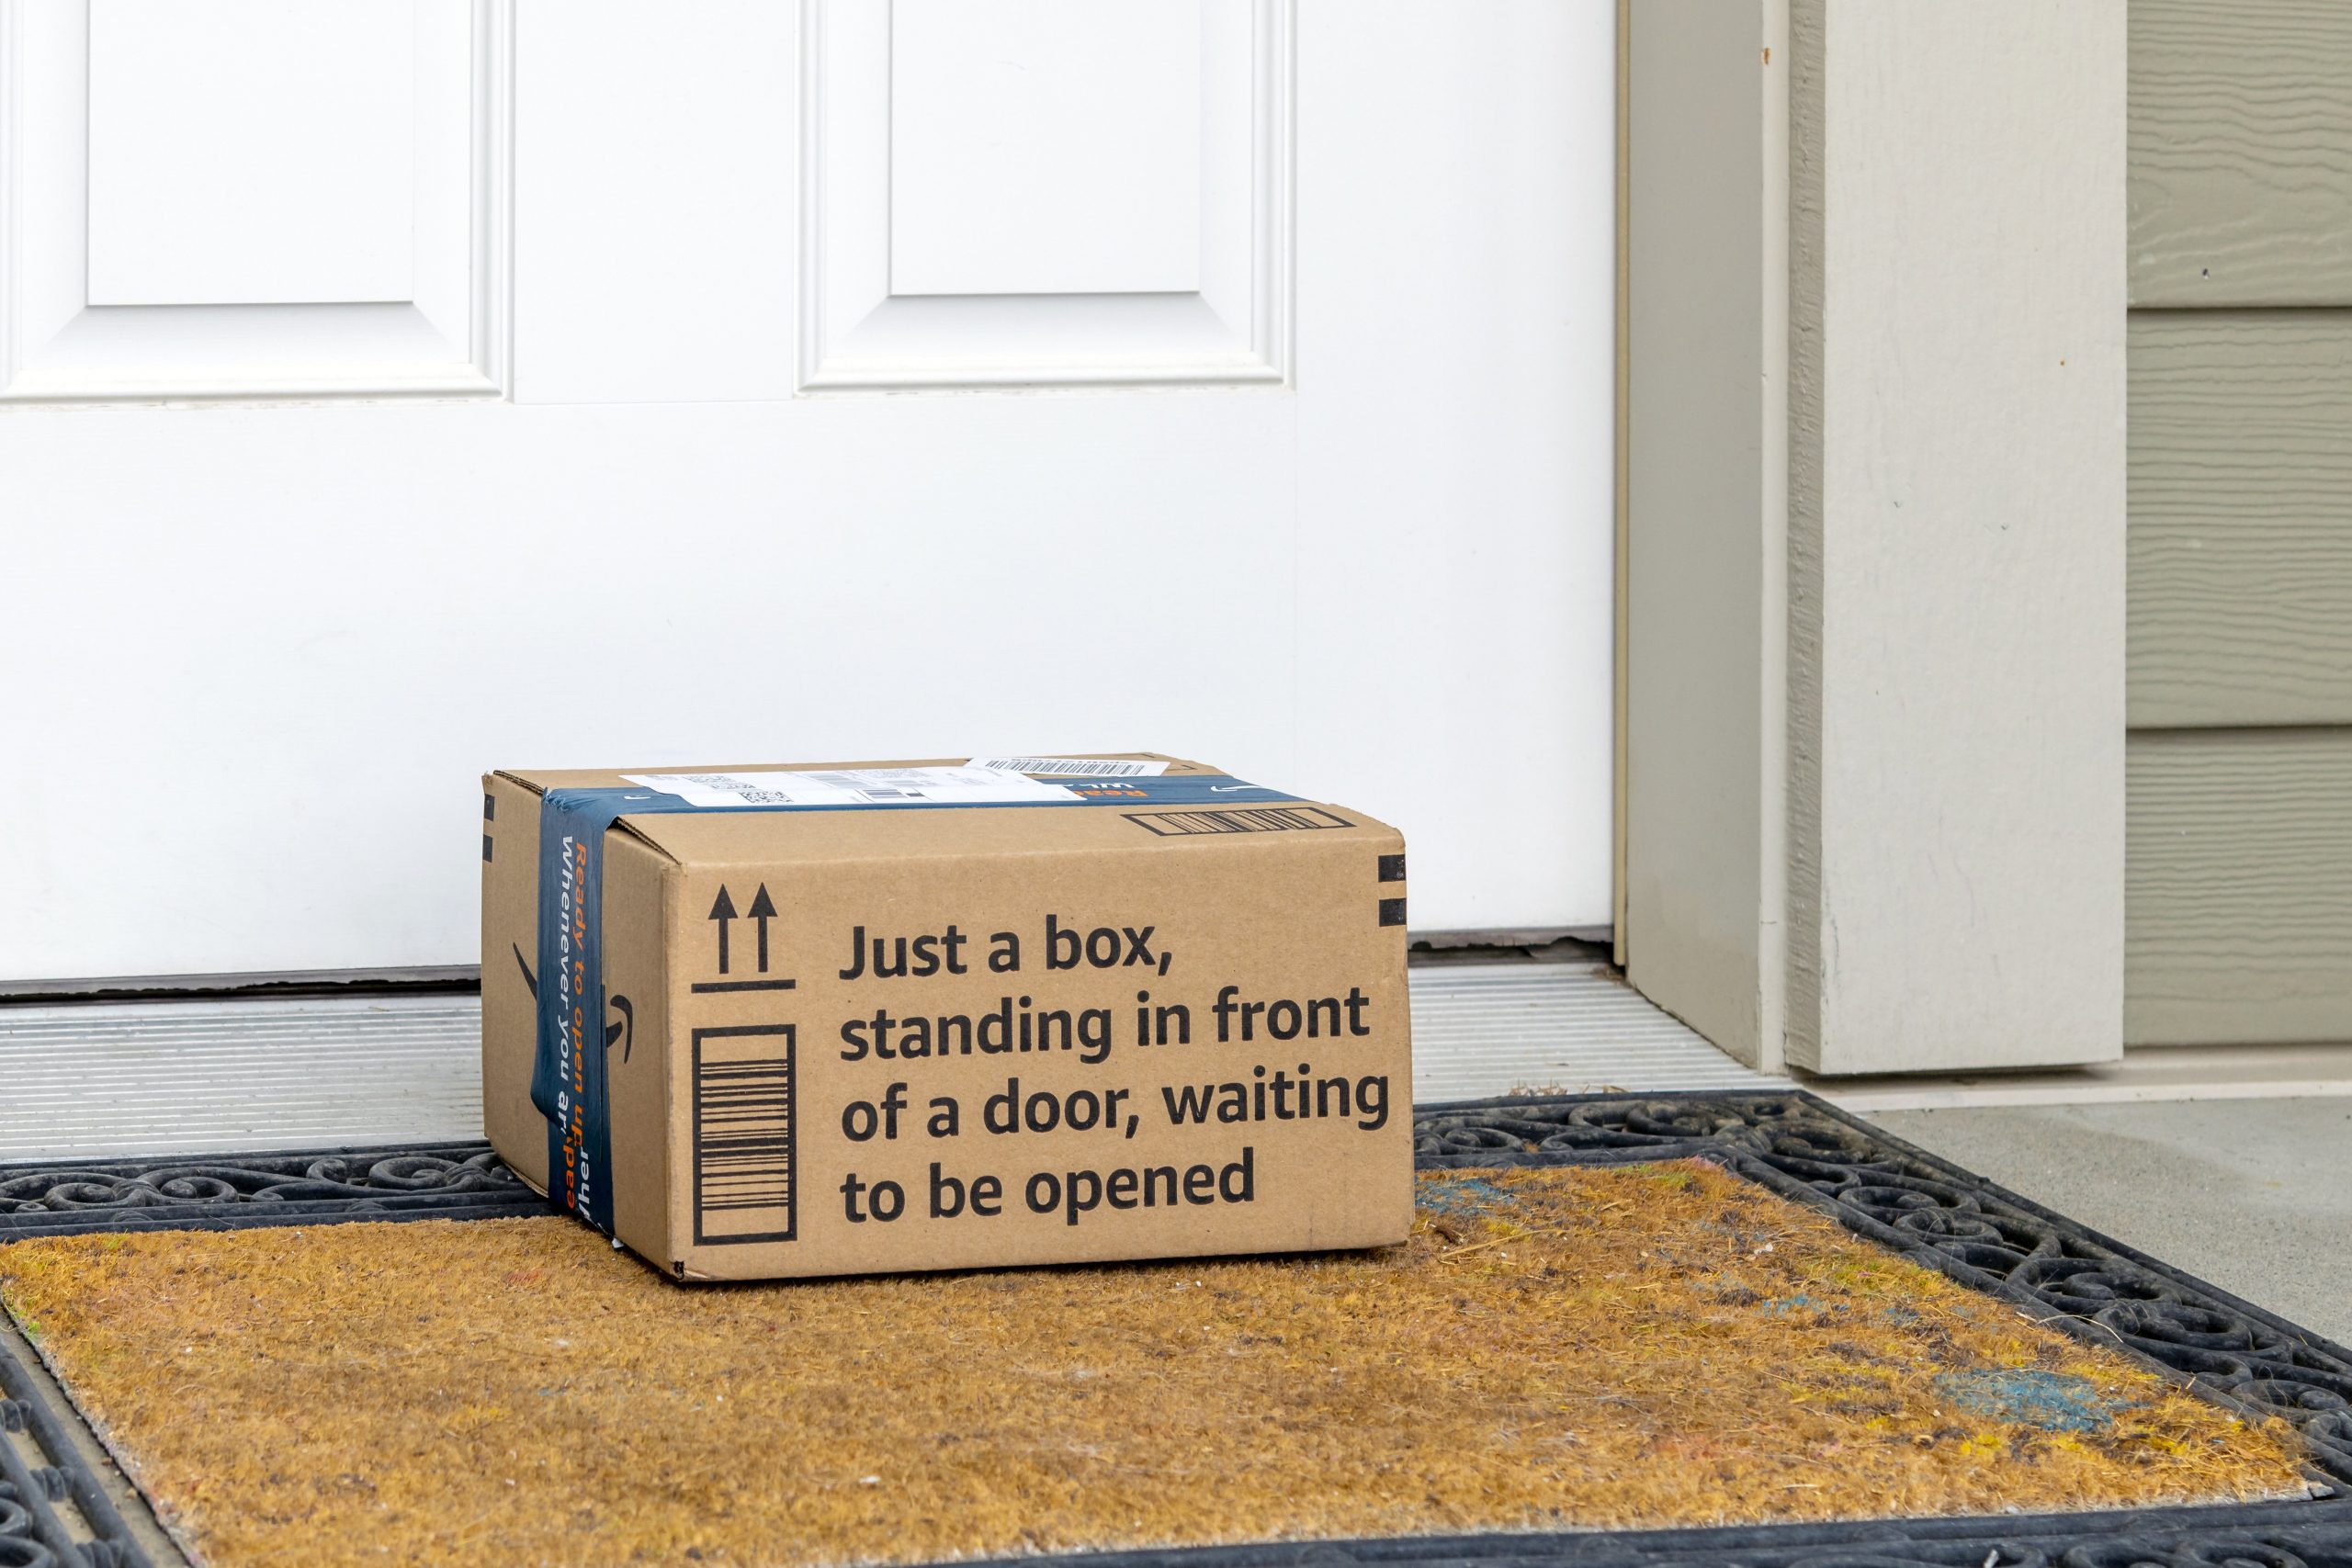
620, 767, 1078, 809
966, 756, 1171, 778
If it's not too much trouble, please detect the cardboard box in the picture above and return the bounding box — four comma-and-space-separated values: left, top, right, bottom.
481, 755, 1412, 1281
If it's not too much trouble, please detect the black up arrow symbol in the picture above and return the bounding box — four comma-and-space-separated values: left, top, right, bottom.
747, 884, 776, 973
708, 886, 738, 975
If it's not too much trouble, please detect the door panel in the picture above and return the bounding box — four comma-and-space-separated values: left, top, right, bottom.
3, 0, 502, 400
0, 0, 1615, 983
88, 0, 419, 307
887, 0, 1203, 299
797, 0, 1287, 389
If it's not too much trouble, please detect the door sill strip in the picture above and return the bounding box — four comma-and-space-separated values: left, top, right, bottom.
0, 964, 1774, 1162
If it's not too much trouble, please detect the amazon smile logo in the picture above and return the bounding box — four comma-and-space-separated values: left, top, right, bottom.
514, 943, 634, 1064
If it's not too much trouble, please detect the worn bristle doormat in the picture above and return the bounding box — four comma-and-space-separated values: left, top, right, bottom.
3, 1091, 2351, 1568
0, 1160, 2321, 1568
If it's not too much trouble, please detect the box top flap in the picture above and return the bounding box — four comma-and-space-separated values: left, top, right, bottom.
487, 755, 1397, 867
492, 753, 1216, 795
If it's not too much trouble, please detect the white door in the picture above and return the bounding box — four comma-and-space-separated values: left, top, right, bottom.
0, 0, 1615, 985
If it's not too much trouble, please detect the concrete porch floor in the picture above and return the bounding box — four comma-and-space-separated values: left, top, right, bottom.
5, 971, 2344, 1357
1871, 1100, 2352, 1348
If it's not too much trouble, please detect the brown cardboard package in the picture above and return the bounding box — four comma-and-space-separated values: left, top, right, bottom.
480, 755, 1411, 1281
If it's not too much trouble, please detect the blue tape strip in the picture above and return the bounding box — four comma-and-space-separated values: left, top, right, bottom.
531, 771, 1295, 1236
530, 786, 678, 1233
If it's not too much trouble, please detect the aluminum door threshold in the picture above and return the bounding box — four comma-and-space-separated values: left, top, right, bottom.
0, 963, 1775, 1162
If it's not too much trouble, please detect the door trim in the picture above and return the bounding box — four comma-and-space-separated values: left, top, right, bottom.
1620, 0, 2129, 1077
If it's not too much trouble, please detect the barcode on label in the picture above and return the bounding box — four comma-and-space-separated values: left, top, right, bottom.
675, 773, 803, 806
692, 1025, 797, 1246
793, 770, 938, 799
968, 756, 1170, 778
1125, 806, 1352, 836
624, 767, 1075, 808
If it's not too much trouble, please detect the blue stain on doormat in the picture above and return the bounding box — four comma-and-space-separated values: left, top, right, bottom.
1416, 1175, 1518, 1220
1930, 1370, 2124, 1433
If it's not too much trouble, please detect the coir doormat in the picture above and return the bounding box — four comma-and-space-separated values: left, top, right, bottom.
2, 1092, 2349, 1568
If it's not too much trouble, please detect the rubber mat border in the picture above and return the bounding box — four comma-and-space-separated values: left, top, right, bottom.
2, 1317, 154, 1568
967, 1500, 2352, 1568
0, 1140, 548, 1239
4, 1090, 2349, 1568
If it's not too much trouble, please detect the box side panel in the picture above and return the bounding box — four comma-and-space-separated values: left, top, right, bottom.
664, 822, 1412, 1282
481, 773, 548, 1191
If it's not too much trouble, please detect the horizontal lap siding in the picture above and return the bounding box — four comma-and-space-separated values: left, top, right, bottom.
2130, 314, 2352, 728
2132, 0, 2352, 308
2128, 730, 2352, 1044
2129, 3, 2352, 1043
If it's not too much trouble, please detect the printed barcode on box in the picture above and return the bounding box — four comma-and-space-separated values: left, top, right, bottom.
1124, 806, 1352, 837
692, 1026, 797, 1246
969, 756, 1170, 777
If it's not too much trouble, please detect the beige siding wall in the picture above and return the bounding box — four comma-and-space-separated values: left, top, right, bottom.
2129, 1, 2352, 1043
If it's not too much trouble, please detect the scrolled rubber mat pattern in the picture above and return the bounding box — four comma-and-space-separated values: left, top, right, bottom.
0, 1334, 150, 1568
0, 1144, 545, 1240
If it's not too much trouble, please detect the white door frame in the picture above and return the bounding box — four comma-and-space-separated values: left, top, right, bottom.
1618, 0, 2129, 1078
